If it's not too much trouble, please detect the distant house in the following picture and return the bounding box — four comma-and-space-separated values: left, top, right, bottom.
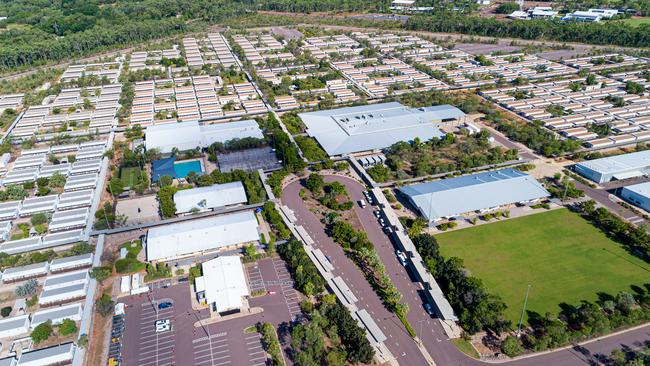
562, 11, 603, 22
508, 10, 529, 19
528, 7, 558, 18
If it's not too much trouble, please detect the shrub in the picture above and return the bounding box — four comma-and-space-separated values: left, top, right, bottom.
501, 335, 524, 357
58, 319, 78, 336
1, 306, 11, 317
30, 213, 48, 226
16, 279, 38, 297
95, 293, 114, 317
31, 321, 53, 343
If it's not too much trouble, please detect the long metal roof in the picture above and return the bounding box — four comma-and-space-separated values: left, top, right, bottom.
399, 168, 550, 221
299, 102, 462, 156
174, 182, 247, 214
17, 342, 74, 366
575, 150, 650, 175
145, 120, 264, 154
146, 211, 260, 261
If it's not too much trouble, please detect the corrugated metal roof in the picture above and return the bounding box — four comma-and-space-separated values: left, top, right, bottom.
399, 168, 549, 221
300, 102, 462, 156
17, 342, 74, 366
200, 256, 248, 312
575, 150, 650, 175
146, 211, 260, 261
174, 182, 247, 214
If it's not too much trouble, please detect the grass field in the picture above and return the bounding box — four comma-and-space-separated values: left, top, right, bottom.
436, 209, 650, 325
621, 17, 650, 27
120, 167, 142, 187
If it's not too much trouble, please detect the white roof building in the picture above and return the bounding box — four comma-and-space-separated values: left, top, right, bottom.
174, 182, 247, 214
145, 120, 264, 154
146, 211, 260, 262
196, 256, 249, 313
17, 342, 75, 366
0, 315, 30, 339
2, 262, 49, 283
31, 303, 83, 328
399, 168, 550, 222
49, 253, 93, 272
299, 102, 464, 156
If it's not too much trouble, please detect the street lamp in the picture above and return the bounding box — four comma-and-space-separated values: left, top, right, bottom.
517, 284, 531, 338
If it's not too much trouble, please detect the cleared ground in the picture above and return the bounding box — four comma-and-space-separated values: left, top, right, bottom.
436, 209, 650, 324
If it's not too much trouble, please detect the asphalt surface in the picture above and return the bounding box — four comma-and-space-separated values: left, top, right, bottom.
574, 180, 650, 230
282, 178, 431, 366
119, 256, 299, 366
282, 174, 650, 366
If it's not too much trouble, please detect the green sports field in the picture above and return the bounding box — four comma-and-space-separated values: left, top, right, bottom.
120, 167, 142, 188
436, 209, 650, 325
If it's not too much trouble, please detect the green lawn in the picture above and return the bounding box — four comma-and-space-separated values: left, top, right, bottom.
436, 209, 650, 325
621, 17, 650, 27
120, 167, 142, 188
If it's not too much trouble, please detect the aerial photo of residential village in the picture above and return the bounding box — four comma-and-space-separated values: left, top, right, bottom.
0, 0, 648, 365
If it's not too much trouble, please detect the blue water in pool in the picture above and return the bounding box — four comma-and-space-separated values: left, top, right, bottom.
174, 161, 202, 178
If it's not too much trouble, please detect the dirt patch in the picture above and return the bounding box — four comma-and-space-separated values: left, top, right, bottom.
85, 284, 113, 366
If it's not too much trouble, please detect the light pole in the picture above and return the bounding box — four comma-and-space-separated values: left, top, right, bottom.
517, 284, 531, 338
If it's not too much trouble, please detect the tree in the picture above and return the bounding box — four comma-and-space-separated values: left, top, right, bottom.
90, 266, 112, 282
49, 172, 66, 188
30, 213, 47, 226
495, 2, 519, 13
626, 81, 645, 95
108, 176, 124, 195
58, 318, 78, 336
31, 321, 53, 343
305, 173, 324, 193
95, 293, 114, 317
158, 175, 173, 187
77, 334, 89, 348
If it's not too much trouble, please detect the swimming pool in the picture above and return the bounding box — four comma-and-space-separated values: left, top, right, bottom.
174, 160, 202, 178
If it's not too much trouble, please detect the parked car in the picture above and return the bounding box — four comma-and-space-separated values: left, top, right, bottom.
358, 199, 366, 208
158, 302, 172, 310
155, 319, 171, 332
396, 250, 407, 266
424, 303, 434, 316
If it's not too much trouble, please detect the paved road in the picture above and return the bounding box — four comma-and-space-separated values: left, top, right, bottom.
282, 179, 430, 366
283, 174, 650, 366
573, 180, 650, 230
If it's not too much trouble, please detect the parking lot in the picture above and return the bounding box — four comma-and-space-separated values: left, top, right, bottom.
271, 257, 301, 319
119, 256, 301, 366
217, 147, 282, 172
136, 299, 176, 366
192, 326, 268, 366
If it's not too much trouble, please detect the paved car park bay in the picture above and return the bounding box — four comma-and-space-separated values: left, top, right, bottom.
191, 327, 268, 366
137, 299, 176, 366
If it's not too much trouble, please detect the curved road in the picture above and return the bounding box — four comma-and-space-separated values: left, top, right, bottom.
281, 174, 650, 366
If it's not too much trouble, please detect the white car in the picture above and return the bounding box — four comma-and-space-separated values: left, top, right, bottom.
155, 319, 171, 333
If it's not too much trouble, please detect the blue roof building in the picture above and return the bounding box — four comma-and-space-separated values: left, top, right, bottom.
299, 102, 465, 156
399, 168, 550, 222
151, 157, 176, 183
